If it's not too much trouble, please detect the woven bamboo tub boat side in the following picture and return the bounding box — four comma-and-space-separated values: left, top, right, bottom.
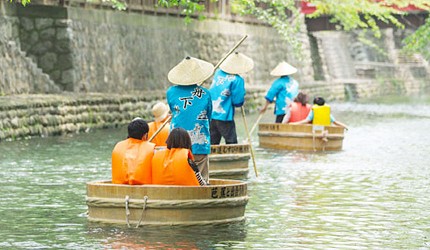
86, 179, 248, 226
258, 123, 345, 151
209, 144, 250, 179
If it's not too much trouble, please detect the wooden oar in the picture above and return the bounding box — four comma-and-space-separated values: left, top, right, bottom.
241, 106, 258, 177
149, 35, 248, 142
249, 112, 264, 136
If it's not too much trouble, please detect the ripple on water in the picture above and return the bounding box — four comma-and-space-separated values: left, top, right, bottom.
1, 103, 430, 249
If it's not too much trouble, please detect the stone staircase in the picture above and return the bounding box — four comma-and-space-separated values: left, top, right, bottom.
0, 36, 60, 95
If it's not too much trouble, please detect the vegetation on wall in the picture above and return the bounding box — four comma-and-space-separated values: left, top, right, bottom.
11, 0, 430, 59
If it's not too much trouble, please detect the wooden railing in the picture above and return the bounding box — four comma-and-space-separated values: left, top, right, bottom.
29, 0, 266, 25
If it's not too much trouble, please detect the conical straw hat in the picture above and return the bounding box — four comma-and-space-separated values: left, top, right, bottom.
270, 61, 298, 76
152, 102, 169, 122
168, 56, 215, 85
220, 52, 254, 74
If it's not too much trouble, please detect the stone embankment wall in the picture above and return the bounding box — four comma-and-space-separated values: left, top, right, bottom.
3, 80, 429, 141
0, 88, 264, 141
0, 4, 314, 94
0, 92, 163, 141
0, 7, 59, 95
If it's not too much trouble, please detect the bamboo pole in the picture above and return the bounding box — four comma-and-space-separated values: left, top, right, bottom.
249, 112, 264, 136
199, 35, 248, 86
241, 107, 258, 177
148, 116, 171, 142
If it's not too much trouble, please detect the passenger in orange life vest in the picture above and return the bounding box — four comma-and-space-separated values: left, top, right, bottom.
282, 92, 311, 123
111, 118, 155, 185
148, 102, 171, 147
152, 128, 207, 186
290, 97, 349, 130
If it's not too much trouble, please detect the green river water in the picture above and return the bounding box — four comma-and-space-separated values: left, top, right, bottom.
0, 97, 429, 249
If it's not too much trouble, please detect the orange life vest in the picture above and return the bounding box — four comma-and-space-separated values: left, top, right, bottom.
151, 148, 200, 186
289, 102, 311, 122
148, 120, 170, 147
111, 138, 155, 185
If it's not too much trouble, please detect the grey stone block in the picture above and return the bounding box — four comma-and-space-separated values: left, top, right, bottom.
39, 52, 57, 71
40, 28, 56, 41
31, 40, 53, 56
35, 18, 54, 30
20, 17, 34, 31
57, 54, 74, 70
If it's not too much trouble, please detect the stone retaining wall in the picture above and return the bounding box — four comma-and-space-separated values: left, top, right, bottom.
2, 80, 428, 141
0, 88, 267, 141
0, 5, 59, 95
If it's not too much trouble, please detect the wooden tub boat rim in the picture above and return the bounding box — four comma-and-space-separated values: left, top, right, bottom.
87, 179, 246, 188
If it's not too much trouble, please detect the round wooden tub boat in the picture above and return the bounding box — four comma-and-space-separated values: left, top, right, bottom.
86, 179, 248, 226
258, 123, 345, 151
209, 144, 250, 179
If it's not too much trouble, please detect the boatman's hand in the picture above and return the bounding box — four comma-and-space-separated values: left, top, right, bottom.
259, 106, 267, 114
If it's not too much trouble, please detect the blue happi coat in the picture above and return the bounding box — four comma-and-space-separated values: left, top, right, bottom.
209, 69, 246, 121
265, 76, 299, 115
166, 84, 212, 155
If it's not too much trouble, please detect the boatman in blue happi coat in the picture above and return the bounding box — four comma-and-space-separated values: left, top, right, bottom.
166, 56, 214, 182
260, 61, 299, 123
209, 52, 254, 144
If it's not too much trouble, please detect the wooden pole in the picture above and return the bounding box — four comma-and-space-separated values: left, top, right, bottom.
241, 106, 258, 177
199, 35, 248, 86
249, 112, 264, 136
148, 116, 171, 142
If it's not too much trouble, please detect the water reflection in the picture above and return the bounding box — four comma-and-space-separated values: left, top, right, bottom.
0, 99, 430, 249
87, 223, 247, 249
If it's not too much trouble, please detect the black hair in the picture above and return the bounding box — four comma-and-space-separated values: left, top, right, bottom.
313, 97, 325, 106
166, 127, 192, 150
127, 119, 149, 140
294, 92, 309, 106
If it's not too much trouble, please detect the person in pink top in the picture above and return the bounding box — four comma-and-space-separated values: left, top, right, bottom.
282, 92, 311, 123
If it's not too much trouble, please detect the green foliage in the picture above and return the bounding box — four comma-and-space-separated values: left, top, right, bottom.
156, 0, 430, 60
10, 0, 31, 6
231, 0, 304, 59
12, 0, 430, 60
106, 0, 127, 11
402, 17, 430, 59
158, 0, 206, 23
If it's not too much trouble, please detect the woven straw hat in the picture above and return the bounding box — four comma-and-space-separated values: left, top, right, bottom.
152, 102, 169, 122
220, 52, 254, 74
168, 56, 215, 85
270, 61, 298, 76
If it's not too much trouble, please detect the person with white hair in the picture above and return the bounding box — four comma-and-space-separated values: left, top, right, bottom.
166, 56, 214, 182
148, 102, 171, 147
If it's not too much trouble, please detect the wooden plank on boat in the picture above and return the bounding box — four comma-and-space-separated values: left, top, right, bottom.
86, 179, 248, 226
209, 144, 250, 179
258, 123, 345, 151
